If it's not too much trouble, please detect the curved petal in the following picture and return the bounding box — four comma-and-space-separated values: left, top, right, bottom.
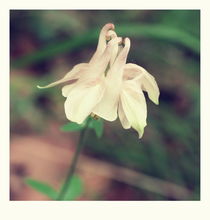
106, 29, 117, 39
107, 38, 131, 80
123, 63, 144, 81
87, 37, 122, 80
110, 39, 122, 67
63, 63, 89, 80
123, 63, 160, 105
64, 79, 105, 124
92, 78, 119, 121
141, 72, 160, 105
62, 83, 76, 97
89, 23, 115, 64
120, 82, 147, 138
92, 38, 131, 121
37, 63, 88, 89
118, 99, 131, 129
106, 30, 122, 66
97, 36, 122, 69
96, 23, 115, 53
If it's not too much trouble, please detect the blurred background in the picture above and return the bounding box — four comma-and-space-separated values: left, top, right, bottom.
10, 10, 200, 200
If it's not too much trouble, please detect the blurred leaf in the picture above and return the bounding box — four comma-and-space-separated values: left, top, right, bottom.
12, 23, 199, 68
24, 178, 57, 199
116, 24, 199, 53
88, 118, 104, 138
60, 121, 86, 132
60, 117, 104, 137
63, 175, 83, 200
159, 10, 200, 37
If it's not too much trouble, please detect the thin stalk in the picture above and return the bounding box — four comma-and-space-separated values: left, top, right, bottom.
56, 119, 90, 200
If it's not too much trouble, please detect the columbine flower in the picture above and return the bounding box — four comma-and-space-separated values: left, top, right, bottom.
38, 23, 160, 138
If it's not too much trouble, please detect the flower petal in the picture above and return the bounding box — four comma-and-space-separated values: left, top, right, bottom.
63, 63, 89, 80
89, 23, 115, 64
141, 72, 160, 105
123, 63, 144, 81
64, 79, 105, 124
106, 30, 122, 66
107, 38, 131, 80
92, 38, 131, 121
92, 78, 119, 121
97, 36, 122, 69
118, 99, 131, 129
37, 63, 88, 89
120, 82, 147, 138
86, 37, 122, 80
62, 83, 76, 97
123, 63, 160, 105
97, 23, 115, 52
106, 29, 117, 40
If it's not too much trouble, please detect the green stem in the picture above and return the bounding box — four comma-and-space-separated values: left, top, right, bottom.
56, 119, 90, 201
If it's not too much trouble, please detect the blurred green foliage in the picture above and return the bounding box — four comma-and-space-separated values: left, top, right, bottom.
25, 175, 83, 200
12, 23, 199, 68
86, 117, 104, 138
24, 178, 58, 199
62, 175, 83, 201
61, 117, 104, 138
61, 121, 87, 132
10, 10, 200, 200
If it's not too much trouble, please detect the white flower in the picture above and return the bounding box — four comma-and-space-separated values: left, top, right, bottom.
38, 23, 160, 138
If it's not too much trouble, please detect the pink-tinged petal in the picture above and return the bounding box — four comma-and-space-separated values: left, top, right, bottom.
98, 36, 122, 68
108, 39, 131, 83
63, 63, 89, 80
123, 63, 144, 81
106, 30, 117, 39
120, 82, 147, 138
87, 37, 122, 80
106, 30, 123, 67
97, 23, 115, 52
107, 38, 131, 81
37, 63, 88, 89
89, 23, 115, 64
64, 79, 105, 124
93, 38, 131, 121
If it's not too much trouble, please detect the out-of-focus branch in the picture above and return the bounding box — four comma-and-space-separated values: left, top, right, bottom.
78, 155, 192, 200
